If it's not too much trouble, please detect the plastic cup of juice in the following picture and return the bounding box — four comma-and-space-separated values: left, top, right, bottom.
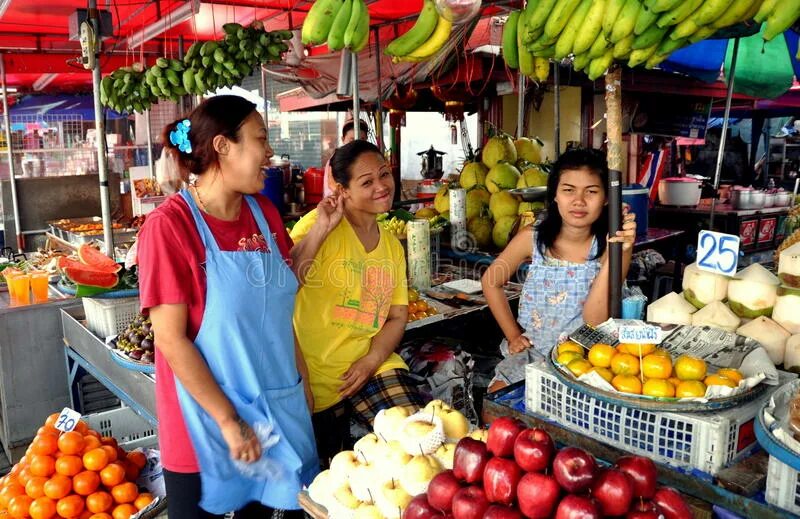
30, 271, 49, 303
3, 268, 21, 304
9, 273, 31, 305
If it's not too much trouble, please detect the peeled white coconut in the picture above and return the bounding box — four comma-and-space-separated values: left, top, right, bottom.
736, 316, 792, 365
682, 262, 730, 309
647, 291, 698, 325
784, 335, 800, 373
398, 414, 446, 456
778, 242, 800, 289
727, 263, 780, 318
773, 286, 800, 334
691, 300, 741, 332
399, 454, 443, 496
373, 406, 411, 442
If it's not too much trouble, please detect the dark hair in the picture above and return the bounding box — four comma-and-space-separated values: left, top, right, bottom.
536, 147, 609, 260
162, 95, 257, 178
330, 139, 383, 187
342, 119, 369, 139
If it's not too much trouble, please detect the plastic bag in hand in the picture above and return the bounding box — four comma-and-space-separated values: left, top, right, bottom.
231, 421, 283, 480
155, 148, 183, 195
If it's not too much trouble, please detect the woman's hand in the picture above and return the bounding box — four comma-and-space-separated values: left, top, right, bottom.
508, 334, 532, 354
219, 416, 262, 464
608, 211, 637, 251
339, 351, 381, 400
315, 194, 344, 235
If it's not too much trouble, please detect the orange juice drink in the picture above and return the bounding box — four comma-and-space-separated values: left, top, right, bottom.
8, 273, 30, 305
2, 268, 21, 304
30, 271, 49, 303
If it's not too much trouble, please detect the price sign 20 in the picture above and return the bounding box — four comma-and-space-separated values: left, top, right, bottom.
697, 230, 739, 277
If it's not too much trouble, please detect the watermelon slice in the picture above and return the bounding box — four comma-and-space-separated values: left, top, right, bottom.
63, 265, 118, 289
78, 244, 122, 273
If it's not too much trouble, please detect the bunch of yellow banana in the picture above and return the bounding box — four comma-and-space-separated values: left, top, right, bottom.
386, 0, 453, 62
301, 0, 370, 52
501, 0, 800, 81
502, 10, 550, 83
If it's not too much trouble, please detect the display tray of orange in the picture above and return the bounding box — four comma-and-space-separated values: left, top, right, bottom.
548, 341, 768, 412
405, 295, 447, 330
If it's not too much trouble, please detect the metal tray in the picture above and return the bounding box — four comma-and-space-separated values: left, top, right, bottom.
65, 228, 137, 246
509, 186, 548, 202
548, 346, 768, 412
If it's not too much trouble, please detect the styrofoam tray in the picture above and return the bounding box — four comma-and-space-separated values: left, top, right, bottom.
439, 278, 483, 294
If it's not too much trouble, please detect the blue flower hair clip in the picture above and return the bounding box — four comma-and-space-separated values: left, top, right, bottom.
170, 119, 192, 154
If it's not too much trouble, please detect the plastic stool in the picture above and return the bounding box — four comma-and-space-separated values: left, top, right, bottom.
651, 273, 674, 301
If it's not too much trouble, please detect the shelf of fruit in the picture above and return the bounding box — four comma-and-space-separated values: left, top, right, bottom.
378, 210, 448, 240
0, 413, 156, 519
301, 403, 693, 519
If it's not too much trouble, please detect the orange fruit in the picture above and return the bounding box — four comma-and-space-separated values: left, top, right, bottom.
619, 343, 656, 356
42, 476, 71, 501
589, 366, 614, 383
56, 433, 84, 456
704, 374, 737, 388
557, 351, 583, 366
668, 377, 682, 388
99, 438, 117, 450
611, 353, 641, 376
82, 449, 108, 473
0, 484, 25, 508
73, 422, 89, 436
8, 494, 34, 518
675, 380, 707, 398
28, 497, 56, 519
31, 437, 58, 457
133, 494, 153, 511
85, 493, 113, 514
73, 472, 100, 497
567, 358, 593, 377
588, 343, 616, 368
99, 447, 117, 464
652, 348, 672, 358
79, 511, 93, 519
29, 457, 55, 479
43, 415, 60, 429
89, 514, 113, 519
612, 374, 643, 394
24, 477, 48, 499
642, 379, 676, 398
84, 431, 100, 440
122, 463, 139, 484
125, 453, 145, 472
17, 468, 33, 488
642, 354, 673, 380
558, 341, 585, 356
674, 355, 707, 381
81, 438, 102, 457
98, 465, 124, 489
111, 504, 137, 519
717, 368, 744, 384
54, 456, 82, 478
55, 495, 84, 519
37, 427, 58, 439
110, 483, 137, 505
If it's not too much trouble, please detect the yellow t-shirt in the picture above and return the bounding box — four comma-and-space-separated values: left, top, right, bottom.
291, 209, 409, 412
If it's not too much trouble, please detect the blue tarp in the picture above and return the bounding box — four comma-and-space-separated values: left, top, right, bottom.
9, 95, 126, 123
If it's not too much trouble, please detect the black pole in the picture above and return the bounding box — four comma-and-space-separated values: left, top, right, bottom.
605, 67, 623, 318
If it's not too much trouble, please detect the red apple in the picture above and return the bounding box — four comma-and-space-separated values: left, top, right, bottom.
487, 417, 527, 458
516, 472, 560, 519
653, 487, 692, 519
552, 447, 598, 493
626, 498, 662, 518
403, 494, 444, 519
453, 438, 492, 484
591, 468, 634, 516
484, 504, 523, 519
451, 485, 490, 519
428, 470, 464, 512
513, 428, 555, 473
483, 457, 523, 506
554, 495, 601, 519
616, 455, 658, 498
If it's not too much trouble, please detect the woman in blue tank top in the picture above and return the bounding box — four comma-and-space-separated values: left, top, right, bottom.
482, 148, 637, 392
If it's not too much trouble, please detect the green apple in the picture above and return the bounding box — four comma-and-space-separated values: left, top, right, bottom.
435, 408, 470, 440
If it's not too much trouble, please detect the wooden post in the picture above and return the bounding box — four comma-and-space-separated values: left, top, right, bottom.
605, 67, 623, 318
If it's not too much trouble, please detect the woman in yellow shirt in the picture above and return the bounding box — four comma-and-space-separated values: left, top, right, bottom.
291, 140, 425, 463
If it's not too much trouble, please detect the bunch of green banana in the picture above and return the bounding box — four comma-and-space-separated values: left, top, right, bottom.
502, 10, 550, 83
395, 7, 453, 62
100, 63, 157, 115
302, 0, 370, 51
756, 0, 800, 42
385, 0, 441, 57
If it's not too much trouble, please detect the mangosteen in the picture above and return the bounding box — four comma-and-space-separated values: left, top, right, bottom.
142, 322, 152, 334
128, 349, 144, 360
141, 338, 154, 351
141, 351, 155, 364
128, 332, 142, 345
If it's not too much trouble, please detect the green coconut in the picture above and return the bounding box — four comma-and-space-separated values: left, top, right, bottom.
682, 262, 730, 309
493, 216, 518, 249
691, 300, 740, 332
467, 216, 493, 248
779, 242, 800, 289
773, 285, 800, 335
514, 137, 543, 164
459, 162, 488, 190
784, 334, 800, 373
482, 135, 517, 168
489, 190, 520, 220
465, 188, 490, 220
517, 165, 549, 188
737, 316, 791, 366
646, 291, 697, 325
726, 263, 780, 319
486, 162, 521, 193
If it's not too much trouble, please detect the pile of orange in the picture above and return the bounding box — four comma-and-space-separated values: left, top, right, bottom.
556, 341, 744, 399
0, 413, 154, 519
407, 299, 438, 322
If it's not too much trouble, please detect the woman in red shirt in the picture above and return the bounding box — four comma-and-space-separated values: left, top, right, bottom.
137, 96, 317, 518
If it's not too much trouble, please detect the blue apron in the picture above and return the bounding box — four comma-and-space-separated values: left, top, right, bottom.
174, 189, 318, 514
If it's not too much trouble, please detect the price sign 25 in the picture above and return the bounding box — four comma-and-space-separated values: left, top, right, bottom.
697, 230, 740, 276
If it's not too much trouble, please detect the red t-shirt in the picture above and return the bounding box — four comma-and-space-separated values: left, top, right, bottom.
137, 193, 293, 473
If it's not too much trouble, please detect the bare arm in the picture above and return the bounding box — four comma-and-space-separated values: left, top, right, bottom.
149, 303, 261, 462
583, 212, 637, 325
339, 303, 408, 399
482, 227, 534, 354
290, 195, 343, 285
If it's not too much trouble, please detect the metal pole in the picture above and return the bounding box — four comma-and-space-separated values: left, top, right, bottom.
605, 67, 623, 318
89, 0, 114, 257
554, 65, 561, 158
374, 28, 384, 152
710, 38, 739, 230
260, 66, 269, 138
517, 73, 526, 138
145, 110, 155, 180
351, 52, 360, 130
0, 54, 21, 252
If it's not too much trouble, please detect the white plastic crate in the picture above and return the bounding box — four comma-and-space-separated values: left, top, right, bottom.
525, 362, 768, 476
82, 296, 140, 338
83, 407, 157, 450
765, 454, 800, 515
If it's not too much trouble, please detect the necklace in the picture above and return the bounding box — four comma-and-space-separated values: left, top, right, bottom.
192, 184, 208, 213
